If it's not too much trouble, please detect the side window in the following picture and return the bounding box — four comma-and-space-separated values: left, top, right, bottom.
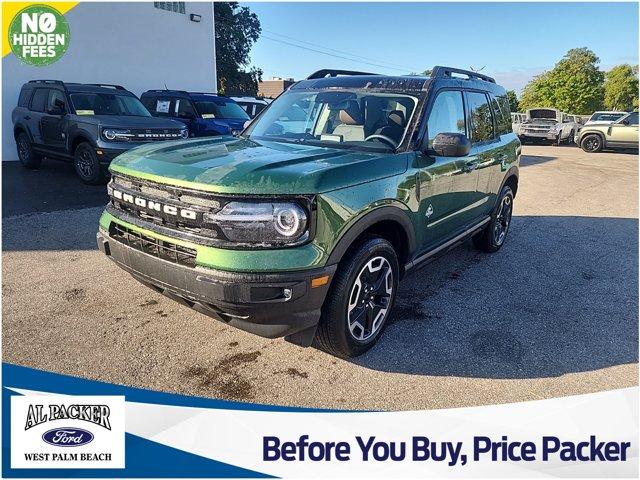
426, 90, 466, 146
18, 87, 32, 107
175, 99, 196, 118
47, 90, 66, 113
467, 92, 495, 143
30, 88, 49, 112
144, 96, 173, 116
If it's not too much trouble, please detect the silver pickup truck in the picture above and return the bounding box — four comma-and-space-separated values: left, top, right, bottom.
518, 108, 580, 145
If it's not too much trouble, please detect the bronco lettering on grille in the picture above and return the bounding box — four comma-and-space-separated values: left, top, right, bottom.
112, 189, 197, 220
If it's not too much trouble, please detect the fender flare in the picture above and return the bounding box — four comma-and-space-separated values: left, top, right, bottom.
13, 123, 34, 142
578, 129, 606, 147
69, 132, 97, 152
325, 205, 416, 266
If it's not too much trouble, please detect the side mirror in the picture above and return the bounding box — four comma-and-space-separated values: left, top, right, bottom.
430, 133, 471, 157
623, 119, 630, 125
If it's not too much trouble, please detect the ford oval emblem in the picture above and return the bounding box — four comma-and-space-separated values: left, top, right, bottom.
42, 428, 94, 447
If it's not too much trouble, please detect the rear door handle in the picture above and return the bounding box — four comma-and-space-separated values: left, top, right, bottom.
24, 115, 31, 120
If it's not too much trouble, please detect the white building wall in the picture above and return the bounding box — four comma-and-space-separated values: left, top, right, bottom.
2, 2, 216, 160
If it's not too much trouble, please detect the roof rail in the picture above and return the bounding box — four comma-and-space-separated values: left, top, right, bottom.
28, 79, 65, 86
86, 83, 127, 90
431, 66, 496, 84
306, 69, 378, 80
144, 89, 190, 95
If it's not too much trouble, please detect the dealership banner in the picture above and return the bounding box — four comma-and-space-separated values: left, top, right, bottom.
1, 363, 637, 478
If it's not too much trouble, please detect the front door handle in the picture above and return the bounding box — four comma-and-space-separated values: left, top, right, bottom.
463, 160, 478, 172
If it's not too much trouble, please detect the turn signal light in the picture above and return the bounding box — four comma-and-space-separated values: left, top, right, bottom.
311, 275, 329, 288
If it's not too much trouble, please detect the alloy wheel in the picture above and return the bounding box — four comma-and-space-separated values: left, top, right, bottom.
76, 150, 94, 178
583, 136, 600, 152
493, 194, 513, 246
347, 256, 393, 341
17, 137, 30, 163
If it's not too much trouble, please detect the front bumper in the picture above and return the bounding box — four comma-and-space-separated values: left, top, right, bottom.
97, 230, 336, 346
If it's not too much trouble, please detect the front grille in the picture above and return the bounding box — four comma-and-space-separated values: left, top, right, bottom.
109, 222, 197, 267
130, 129, 184, 142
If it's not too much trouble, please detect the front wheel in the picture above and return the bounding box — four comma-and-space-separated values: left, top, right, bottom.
473, 186, 514, 253
581, 134, 603, 153
74, 142, 107, 185
315, 237, 399, 358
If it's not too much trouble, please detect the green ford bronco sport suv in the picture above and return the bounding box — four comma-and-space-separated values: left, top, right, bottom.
97, 67, 520, 357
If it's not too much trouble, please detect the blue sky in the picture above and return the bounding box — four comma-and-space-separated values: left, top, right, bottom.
242, 2, 639, 93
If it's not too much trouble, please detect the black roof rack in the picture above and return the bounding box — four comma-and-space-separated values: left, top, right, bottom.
28, 79, 65, 86
307, 69, 378, 80
86, 83, 127, 90
144, 89, 190, 95
431, 66, 495, 84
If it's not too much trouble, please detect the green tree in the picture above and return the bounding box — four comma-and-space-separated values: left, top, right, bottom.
519, 48, 605, 114
603, 64, 639, 111
506, 90, 519, 112
214, 2, 262, 95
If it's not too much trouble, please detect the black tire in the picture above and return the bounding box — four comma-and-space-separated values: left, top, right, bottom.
74, 142, 107, 185
16, 132, 42, 169
315, 237, 399, 358
473, 186, 514, 253
581, 133, 603, 153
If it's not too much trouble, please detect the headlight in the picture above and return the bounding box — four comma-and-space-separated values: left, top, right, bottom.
102, 129, 133, 142
180, 129, 189, 139
204, 201, 308, 245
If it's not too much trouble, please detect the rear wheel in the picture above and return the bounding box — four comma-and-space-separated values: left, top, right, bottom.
16, 132, 42, 169
74, 142, 107, 185
315, 237, 399, 358
473, 186, 514, 253
581, 134, 603, 153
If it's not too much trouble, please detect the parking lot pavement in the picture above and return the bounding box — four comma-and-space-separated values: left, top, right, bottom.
2, 145, 638, 411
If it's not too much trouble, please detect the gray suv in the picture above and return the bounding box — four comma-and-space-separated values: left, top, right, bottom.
12, 80, 187, 184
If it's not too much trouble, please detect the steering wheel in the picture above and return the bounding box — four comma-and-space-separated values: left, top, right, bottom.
364, 134, 398, 149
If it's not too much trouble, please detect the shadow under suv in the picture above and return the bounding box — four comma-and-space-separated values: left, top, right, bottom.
12, 80, 188, 184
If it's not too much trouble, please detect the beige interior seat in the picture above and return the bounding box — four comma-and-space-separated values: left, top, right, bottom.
332, 101, 365, 141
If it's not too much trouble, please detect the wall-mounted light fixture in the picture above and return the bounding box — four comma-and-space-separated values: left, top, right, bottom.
189, 13, 201, 22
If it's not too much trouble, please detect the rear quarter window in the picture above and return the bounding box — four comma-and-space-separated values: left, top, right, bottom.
18, 87, 33, 107
490, 94, 512, 135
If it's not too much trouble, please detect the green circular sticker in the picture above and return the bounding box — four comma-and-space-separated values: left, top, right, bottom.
8, 4, 70, 66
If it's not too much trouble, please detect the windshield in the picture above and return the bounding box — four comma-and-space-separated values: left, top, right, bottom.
589, 112, 625, 122
194, 98, 250, 120
70, 93, 151, 116
528, 109, 557, 120
244, 89, 418, 151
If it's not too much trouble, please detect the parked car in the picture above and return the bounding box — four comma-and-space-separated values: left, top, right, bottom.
12, 80, 187, 184
141, 90, 249, 137
584, 111, 627, 126
511, 112, 526, 135
231, 96, 269, 118
576, 111, 638, 153
97, 66, 520, 357
519, 108, 578, 145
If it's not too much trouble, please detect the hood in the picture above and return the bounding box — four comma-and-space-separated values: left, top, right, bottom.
81, 115, 186, 129
110, 137, 408, 195
206, 117, 246, 130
